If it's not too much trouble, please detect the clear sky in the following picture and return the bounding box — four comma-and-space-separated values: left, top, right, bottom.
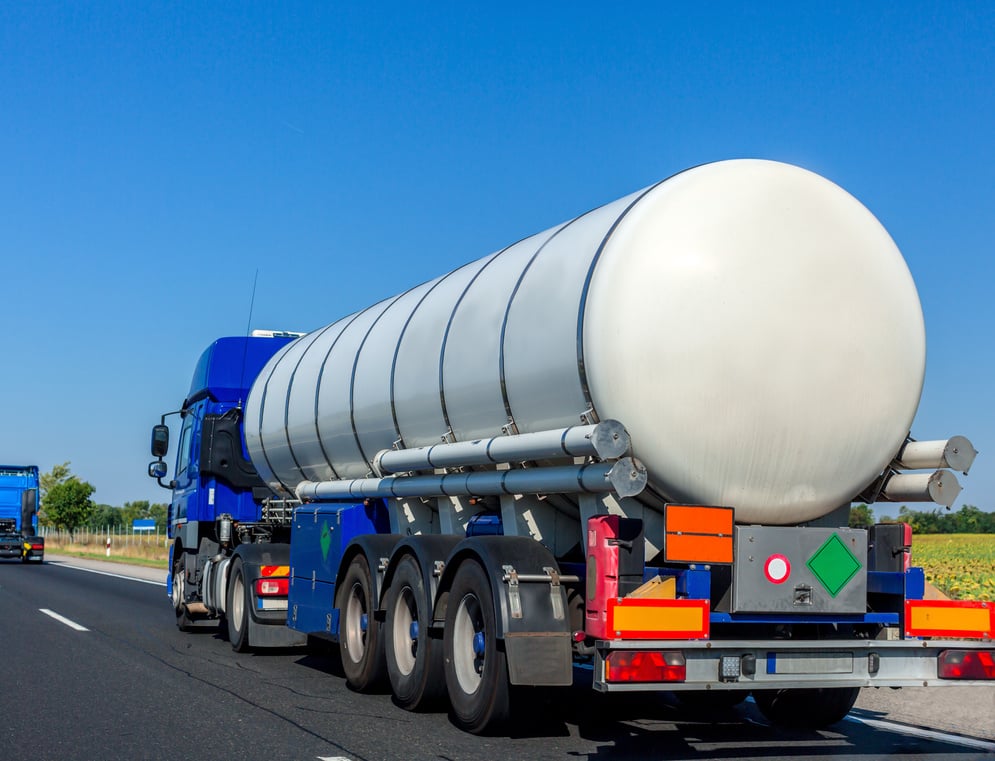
1, 2, 992, 517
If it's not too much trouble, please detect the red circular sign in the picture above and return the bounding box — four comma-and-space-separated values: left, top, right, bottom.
764, 554, 791, 584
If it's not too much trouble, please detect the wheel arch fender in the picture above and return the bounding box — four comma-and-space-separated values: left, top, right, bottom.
230, 542, 292, 619
433, 536, 573, 686
381, 534, 464, 613
336, 534, 405, 612
432, 536, 571, 638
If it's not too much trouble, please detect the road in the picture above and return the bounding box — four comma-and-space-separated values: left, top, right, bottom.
0, 555, 992, 761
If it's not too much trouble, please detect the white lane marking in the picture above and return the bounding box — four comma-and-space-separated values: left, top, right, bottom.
845, 713, 995, 753
39, 608, 89, 631
52, 562, 163, 586
317, 757, 352, 760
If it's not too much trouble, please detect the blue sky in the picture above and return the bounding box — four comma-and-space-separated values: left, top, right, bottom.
1, 2, 992, 517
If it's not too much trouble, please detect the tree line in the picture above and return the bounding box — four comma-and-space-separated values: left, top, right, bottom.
849, 503, 995, 533
39, 462, 166, 540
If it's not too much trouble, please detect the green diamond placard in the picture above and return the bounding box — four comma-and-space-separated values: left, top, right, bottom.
806, 533, 861, 597
320, 520, 332, 562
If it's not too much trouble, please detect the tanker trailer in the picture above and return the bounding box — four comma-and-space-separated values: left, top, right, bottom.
150, 159, 992, 735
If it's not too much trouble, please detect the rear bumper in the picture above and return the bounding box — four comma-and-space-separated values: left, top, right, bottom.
593, 637, 995, 692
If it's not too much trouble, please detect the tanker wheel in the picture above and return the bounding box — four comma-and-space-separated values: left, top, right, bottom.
226, 558, 251, 653
385, 555, 445, 711
171, 553, 193, 632
443, 559, 510, 734
753, 686, 860, 729
337, 554, 387, 691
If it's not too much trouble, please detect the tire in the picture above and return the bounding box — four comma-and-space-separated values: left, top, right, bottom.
443, 559, 510, 734
753, 687, 860, 729
336, 554, 387, 691
385, 555, 446, 711
172, 553, 194, 632
226, 558, 251, 652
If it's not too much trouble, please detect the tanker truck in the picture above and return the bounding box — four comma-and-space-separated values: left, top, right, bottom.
148, 159, 994, 734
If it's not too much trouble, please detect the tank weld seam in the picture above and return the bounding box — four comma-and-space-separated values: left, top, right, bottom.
575, 176, 672, 418
349, 295, 403, 471
255, 341, 296, 496
314, 309, 374, 481
438, 250, 506, 434
284, 327, 334, 483
389, 267, 463, 451
497, 220, 575, 425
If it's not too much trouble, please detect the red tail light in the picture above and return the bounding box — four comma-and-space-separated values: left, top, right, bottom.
938, 649, 995, 680
30, 544, 44, 550
605, 651, 686, 683
255, 578, 289, 597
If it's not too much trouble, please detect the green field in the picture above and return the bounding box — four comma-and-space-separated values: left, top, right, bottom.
913, 534, 995, 601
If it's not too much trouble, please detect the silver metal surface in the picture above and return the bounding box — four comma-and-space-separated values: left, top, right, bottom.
245, 160, 930, 525
296, 458, 646, 501
592, 637, 995, 693
731, 526, 868, 614
882, 469, 962, 507
373, 420, 630, 474
896, 436, 977, 474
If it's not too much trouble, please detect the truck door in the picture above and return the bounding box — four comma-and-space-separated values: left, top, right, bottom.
170, 409, 199, 530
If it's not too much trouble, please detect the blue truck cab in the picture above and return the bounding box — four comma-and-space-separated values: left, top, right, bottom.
149, 334, 305, 647
0, 465, 45, 562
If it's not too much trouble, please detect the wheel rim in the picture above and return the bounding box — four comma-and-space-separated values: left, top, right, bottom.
344, 582, 367, 664
231, 572, 244, 633
452, 592, 484, 695
172, 565, 184, 611
391, 585, 417, 676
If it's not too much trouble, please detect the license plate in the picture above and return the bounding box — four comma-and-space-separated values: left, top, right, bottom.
766, 651, 853, 675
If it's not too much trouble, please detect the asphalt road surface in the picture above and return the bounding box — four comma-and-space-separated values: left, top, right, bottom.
1, 555, 992, 761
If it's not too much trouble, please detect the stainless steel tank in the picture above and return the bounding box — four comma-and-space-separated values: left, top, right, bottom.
245, 159, 926, 524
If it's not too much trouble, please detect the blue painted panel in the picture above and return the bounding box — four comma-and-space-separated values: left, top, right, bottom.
868, 570, 906, 596
290, 501, 390, 584
904, 566, 925, 601
287, 575, 337, 635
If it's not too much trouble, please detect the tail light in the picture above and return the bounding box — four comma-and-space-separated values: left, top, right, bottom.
938, 649, 995, 680
604, 650, 686, 683
255, 578, 289, 596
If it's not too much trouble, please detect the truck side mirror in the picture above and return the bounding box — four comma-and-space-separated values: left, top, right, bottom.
148, 461, 168, 479
151, 424, 170, 457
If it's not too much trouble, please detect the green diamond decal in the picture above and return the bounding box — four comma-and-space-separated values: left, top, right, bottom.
320, 520, 332, 563
807, 534, 861, 597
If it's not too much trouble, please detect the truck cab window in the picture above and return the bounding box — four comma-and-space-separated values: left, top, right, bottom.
176, 415, 194, 482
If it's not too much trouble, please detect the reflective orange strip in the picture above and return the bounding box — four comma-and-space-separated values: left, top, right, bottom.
905, 600, 994, 639
260, 565, 290, 577
665, 505, 734, 535
607, 598, 710, 640
664, 533, 734, 564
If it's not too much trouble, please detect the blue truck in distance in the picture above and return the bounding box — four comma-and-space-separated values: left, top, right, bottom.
0, 465, 45, 562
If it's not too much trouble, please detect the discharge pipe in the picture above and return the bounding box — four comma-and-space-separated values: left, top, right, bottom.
296, 457, 647, 502
880, 470, 962, 508
894, 436, 977, 475
373, 420, 630, 475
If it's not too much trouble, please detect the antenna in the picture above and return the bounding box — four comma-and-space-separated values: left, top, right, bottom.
237, 269, 260, 409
